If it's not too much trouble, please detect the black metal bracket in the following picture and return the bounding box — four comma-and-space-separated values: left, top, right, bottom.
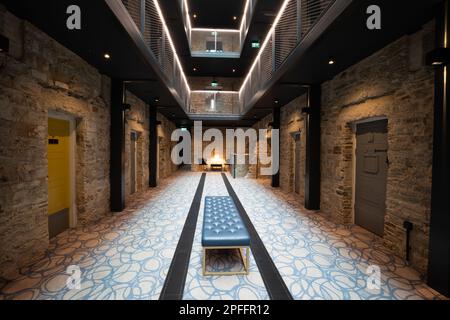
403, 220, 414, 263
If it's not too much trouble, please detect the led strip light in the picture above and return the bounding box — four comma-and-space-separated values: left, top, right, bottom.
239, 0, 291, 95
153, 0, 190, 94
152, 0, 291, 108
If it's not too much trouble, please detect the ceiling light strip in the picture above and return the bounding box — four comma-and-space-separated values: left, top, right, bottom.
191, 28, 241, 33
153, 0, 191, 93
192, 90, 239, 94
239, 0, 251, 32
239, 0, 291, 95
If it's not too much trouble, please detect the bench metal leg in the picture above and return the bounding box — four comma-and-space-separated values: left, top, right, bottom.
203, 246, 250, 276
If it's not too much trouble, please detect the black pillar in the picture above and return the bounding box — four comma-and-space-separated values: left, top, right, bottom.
272, 105, 280, 187
428, 1, 450, 297
149, 105, 158, 187
110, 79, 126, 212
304, 85, 321, 210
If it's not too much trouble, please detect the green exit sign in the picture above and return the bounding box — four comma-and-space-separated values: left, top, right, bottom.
251, 40, 260, 49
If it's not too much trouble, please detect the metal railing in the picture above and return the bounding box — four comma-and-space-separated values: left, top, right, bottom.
190, 29, 241, 58
239, 0, 335, 113
189, 91, 240, 115
180, 0, 258, 58
121, 0, 191, 111
117, 0, 336, 116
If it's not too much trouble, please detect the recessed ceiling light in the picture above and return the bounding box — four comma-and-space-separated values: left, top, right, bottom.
432, 61, 444, 66
154, 97, 160, 103
274, 99, 279, 104
104, 53, 111, 59
193, 13, 197, 18
328, 59, 335, 65
233, 16, 237, 20
193, 67, 197, 71
232, 68, 236, 73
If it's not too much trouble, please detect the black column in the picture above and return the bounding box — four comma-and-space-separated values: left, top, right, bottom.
149, 105, 158, 187
304, 85, 321, 210
272, 105, 280, 188
428, 1, 450, 297
110, 79, 126, 212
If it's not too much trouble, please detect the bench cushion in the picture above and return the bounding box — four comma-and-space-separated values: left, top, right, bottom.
202, 196, 250, 247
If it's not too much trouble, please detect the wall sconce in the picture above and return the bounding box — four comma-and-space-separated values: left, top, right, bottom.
0, 34, 9, 53
426, 48, 450, 66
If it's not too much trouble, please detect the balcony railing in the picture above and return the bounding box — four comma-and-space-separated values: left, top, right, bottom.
190, 29, 241, 58
239, 0, 335, 113
179, 0, 258, 58
120, 0, 191, 111
189, 91, 240, 115
115, 0, 337, 117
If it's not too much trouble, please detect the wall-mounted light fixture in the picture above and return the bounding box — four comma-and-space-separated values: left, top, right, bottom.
426, 48, 450, 66
0, 34, 10, 53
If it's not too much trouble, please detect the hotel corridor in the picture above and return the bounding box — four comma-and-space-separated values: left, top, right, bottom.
0, 172, 442, 300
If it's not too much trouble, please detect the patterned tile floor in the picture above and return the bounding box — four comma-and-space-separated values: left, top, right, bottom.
183, 173, 268, 300
227, 176, 442, 300
0, 172, 201, 300
0, 171, 443, 300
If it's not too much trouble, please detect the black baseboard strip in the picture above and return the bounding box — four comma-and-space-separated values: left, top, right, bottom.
221, 173, 293, 300
159, 173, 206, 300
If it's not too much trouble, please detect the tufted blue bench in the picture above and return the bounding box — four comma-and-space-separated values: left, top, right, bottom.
202, 196, 250, 276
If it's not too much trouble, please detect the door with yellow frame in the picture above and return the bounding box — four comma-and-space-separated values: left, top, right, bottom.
47, 118, 71, 238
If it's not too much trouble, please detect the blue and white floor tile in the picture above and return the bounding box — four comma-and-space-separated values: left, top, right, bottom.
183, 173, 269, 300
227, 175, 441, 300
0, 172, 201, 300
0, 171, 442, 300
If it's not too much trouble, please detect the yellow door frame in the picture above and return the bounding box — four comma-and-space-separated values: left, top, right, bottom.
48, 110, 77, 228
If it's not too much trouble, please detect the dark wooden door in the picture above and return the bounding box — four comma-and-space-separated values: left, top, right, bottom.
355, 120, 388, 236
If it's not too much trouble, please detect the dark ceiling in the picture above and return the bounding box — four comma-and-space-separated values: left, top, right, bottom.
160, 0, 283, 79
246, 0, 442, 121
188, 0, 245, 29
0, 0, 443, 128
0, 0, 189, 125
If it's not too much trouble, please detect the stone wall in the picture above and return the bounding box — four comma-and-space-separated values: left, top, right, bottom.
279, 96, 307, 197
124, 92, 149, 201
157, 113, 178, 180
0, 8, 178, 279
320, 22, 435, 274
250, 97, 307, 192
188, 77, 241, 115
250, 22, 435, 276
0, 10, 111, 279
249, 114, 272, 180
190, 32, 240, 53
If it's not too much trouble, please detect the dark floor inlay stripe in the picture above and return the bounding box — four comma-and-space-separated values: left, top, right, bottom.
159, 173, 206, 300
221, 173, 293, 300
